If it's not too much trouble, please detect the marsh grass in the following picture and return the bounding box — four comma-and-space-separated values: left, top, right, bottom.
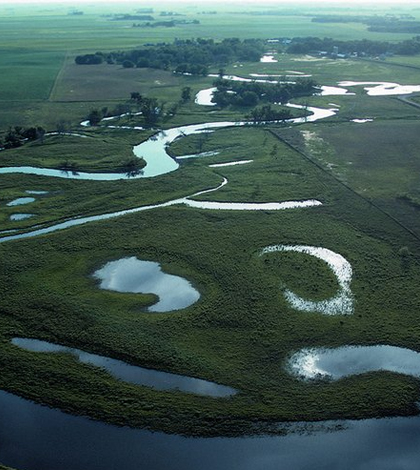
2, 120, 420, 435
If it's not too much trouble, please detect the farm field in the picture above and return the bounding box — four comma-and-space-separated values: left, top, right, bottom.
2, 2, 420, 469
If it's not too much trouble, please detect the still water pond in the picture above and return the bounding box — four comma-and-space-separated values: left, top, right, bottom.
10, 213, 34, 221
12, 338, 235, 397
93, 257, 200, 312
6, 197, 35, 207
289, 345, 420, 380
2, 389, 420, 470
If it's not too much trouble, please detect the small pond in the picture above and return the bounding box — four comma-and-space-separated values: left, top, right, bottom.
288, 345, 420, 380
260, 54, 278, 63
93, 256, 200, 312
6, 197, 35, 207
10, 213, 34, 221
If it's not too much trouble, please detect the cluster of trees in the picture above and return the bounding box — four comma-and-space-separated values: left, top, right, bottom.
0, 126, 45, 149
285, 35, 420, 56
211, 77, 318, 107
368, 22, 420, 34
87, 93, 176, 128
132, 19, 200, 28
110, 14, 154, 21
75, 53, 105, 65
87, 103, 133, 125
75, 38, 265, 75
246, 105, 293, 123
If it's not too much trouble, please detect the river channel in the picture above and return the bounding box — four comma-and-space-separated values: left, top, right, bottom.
2, 79, 420, 469
2, 389, 420, 470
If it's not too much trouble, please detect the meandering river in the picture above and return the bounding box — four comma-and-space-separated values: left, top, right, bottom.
2, 79, 420, 469
2, 389, 420, 470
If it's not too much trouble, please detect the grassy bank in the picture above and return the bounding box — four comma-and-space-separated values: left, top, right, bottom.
2, 124, 420, 436
3, 2, 420, 437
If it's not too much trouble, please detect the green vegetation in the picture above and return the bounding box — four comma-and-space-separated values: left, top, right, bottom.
2, 122, 420, 435
287, 119, 420, 235
285, 36, 420, 56
0, 130, 146, 173
311, 14, 420, 34
212, 77, 318, 107
1, 126, 45, 149
75, 38, 265, 76
2, 1, 420, 438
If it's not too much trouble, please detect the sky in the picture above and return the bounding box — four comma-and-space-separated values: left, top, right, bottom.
0, 0, 419, 4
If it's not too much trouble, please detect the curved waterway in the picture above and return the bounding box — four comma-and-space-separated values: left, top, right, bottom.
0, 92, 338, 182
338, 81, 420, 96
288, 345, 420, 381
0, 177, 322, 245
2, 389, 420, 470
12, 338, 235, 397
261, 245, 353, 315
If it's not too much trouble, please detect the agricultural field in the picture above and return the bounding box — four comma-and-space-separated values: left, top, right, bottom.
2, 1, 420, 469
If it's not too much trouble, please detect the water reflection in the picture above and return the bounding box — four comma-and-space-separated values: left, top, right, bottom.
184, 199, 322, 211
12, 338, 235, 397
261, 245, 354, 315
93, 257, 200, 312
2, 389, 420, 470
10, 213, 34, 221
0, 105, 338, 181
289, 345, 420, 380
338, 81, 420, 96
6, 197, 35, 207
260, 54, 278, 63
209, 160, 253, 168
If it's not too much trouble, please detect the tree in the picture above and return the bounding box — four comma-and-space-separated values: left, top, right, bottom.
141, 98, 162, 126
181, 86, 192, 102
122, 60, 135, 68
87, 109, 102, 126
130, 92, 142, 102
56, 120, 70, 134
242, 91, 259, 106
22, 127, 45, 142
4, 128, 22, 149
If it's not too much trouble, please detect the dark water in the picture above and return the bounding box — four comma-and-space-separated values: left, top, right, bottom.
1, 390, 420, 470
12, 338, 235, 397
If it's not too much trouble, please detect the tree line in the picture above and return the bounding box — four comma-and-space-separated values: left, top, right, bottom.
75, 38, 265, 75
0, 126, 45, 150
86, 87, 193, 128
285, 36, 420, 56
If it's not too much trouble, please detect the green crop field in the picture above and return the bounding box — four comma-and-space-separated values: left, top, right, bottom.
2, 1, 420, 449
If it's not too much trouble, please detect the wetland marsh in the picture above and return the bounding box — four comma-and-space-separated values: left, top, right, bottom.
2, 1, 420, 469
